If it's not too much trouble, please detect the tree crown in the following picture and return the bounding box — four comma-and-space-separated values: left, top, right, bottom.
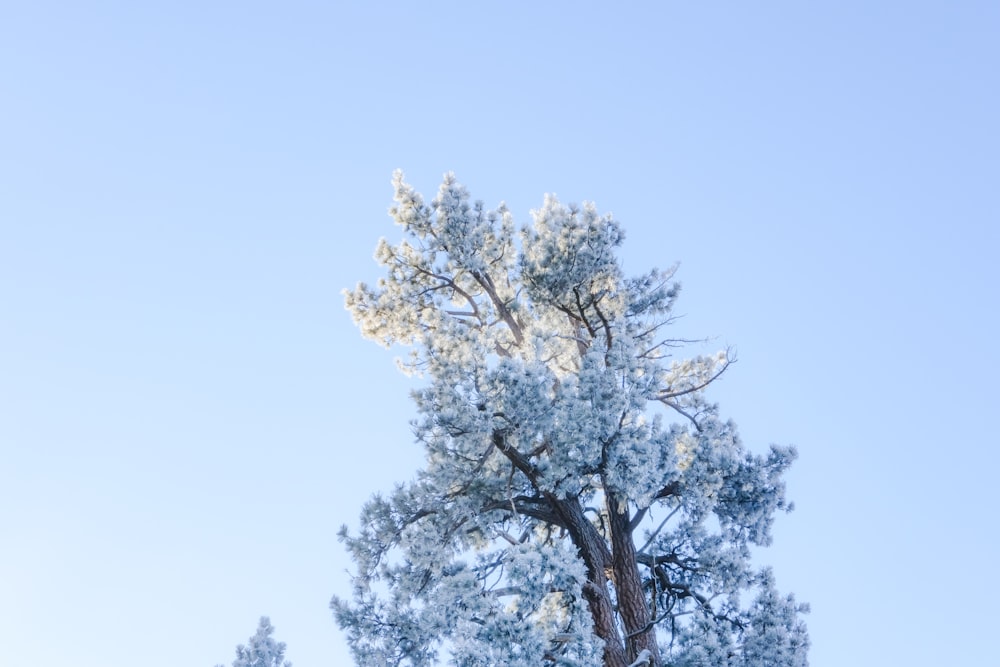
216, 617, 291, 667
335, 172, 808, 667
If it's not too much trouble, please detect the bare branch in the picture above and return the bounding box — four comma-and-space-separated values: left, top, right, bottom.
635, 504, 682, 551
657, 398, 703, 432
470, 269, 524, 346
656, 352, 735, 401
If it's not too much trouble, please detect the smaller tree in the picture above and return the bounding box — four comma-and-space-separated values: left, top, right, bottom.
215, 616, 292, 667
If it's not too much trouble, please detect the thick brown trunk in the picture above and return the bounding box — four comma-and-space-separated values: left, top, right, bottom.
546, 493, 629, 667
608, 493, 661, 666
496, 431, 657, 665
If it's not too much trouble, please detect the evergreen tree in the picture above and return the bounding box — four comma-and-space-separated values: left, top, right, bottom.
216, 617, 291, 667
334, 172, 808, 666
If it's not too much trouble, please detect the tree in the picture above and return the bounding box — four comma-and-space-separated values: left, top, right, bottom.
333, 172, 809, 667
216, 617, 292, 667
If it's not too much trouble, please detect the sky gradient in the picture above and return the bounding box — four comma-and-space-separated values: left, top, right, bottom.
2, 2, 998, 665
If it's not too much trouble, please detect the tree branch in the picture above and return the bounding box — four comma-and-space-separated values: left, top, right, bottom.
656, 353, 734, 400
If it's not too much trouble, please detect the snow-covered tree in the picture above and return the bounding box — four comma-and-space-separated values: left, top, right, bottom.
216, 617, 292, 667
334, 172, 808, 667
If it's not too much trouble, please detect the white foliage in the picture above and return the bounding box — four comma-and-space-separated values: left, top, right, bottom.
216, 617, 291, 667
335, 173, 808, 667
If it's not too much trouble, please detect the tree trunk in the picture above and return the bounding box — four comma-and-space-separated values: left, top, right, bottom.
608, 493, 661, 666
546, 493, 630, 667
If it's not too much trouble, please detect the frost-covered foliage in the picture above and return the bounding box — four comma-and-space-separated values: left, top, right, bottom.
334, 172, 808, 667
215, 617, 291, 667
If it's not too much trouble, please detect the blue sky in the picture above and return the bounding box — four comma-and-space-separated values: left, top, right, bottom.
1, 2, 997, 665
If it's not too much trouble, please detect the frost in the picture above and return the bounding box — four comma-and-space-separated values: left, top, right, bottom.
335, 173, 808, 666
215, 617, 291, 667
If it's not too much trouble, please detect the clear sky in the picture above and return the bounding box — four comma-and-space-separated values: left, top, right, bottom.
1, 2, 997, 665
